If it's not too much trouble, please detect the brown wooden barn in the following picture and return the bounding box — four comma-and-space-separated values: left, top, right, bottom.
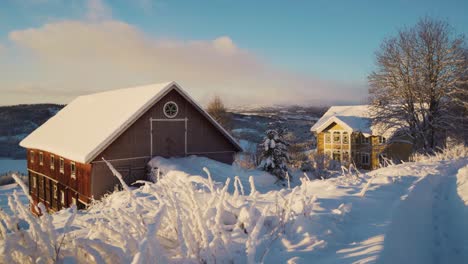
20, 81, 242, 212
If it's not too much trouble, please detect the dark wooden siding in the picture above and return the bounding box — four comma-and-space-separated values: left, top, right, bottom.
27, 149, 91, 213
90, 86, 238, 199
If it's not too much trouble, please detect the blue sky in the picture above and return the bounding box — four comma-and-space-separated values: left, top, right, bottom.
1, 0, 467, 106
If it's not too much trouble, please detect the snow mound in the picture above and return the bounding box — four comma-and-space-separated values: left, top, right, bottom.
147, 155, 278, 193
456, 165, 468, 205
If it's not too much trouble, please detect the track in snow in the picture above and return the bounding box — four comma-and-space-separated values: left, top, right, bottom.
378, 171, 468, 264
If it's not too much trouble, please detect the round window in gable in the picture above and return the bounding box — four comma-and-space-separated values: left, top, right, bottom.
163, 101, 178, 118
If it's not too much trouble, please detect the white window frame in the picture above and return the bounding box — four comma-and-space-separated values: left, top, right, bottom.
332, 131, 341, 143
361, 153, 370, 165
342, 132, 349, 144
50, 155, 55, 170
59, 158, 64, 174
71, 162, 76, 179
39, 152, 43, 166
61, 190, 65, 205
53, 184, 58, 199
163, 101, 179, 118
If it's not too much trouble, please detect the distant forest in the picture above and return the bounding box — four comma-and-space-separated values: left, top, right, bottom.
0, 104, 64, 158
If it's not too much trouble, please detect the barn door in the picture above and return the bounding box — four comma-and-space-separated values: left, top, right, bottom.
151, 119, 187, 158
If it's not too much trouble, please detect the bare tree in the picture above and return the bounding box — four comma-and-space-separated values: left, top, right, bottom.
369, 17, 468, 152
206, 95, 232, 131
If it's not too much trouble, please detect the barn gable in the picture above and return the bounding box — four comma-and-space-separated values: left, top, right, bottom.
93, 86, 242, 162
20, 81, 242, 164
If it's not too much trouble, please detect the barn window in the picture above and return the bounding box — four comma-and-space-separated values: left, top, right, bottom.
61, 190, 65, 205
30, 151, 34, 163
163, 101, 178, 118
39, 152, 43, 165
53, 184, 58, 199
32, 174, 37, 189
71, 162, 76, 179
59, 158, 64, 174
50, 155, 55, 170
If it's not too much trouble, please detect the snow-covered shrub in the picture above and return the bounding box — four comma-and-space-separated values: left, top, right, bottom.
258, 129, 290, 180
411, 143, 467, 162
1, 160, 326, 263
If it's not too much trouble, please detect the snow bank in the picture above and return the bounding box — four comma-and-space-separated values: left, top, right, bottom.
148, 155, 278, 193
456, 165, 468, 205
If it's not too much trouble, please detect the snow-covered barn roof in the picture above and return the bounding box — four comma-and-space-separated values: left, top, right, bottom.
310, 105, 392, 137
20, 81, 242, 163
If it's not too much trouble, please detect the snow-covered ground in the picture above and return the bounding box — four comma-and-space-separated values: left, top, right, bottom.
0, 183, 29, 218
1, 152, 467, 263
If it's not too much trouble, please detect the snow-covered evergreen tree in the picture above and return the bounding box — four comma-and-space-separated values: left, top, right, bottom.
258, 129, 290, 180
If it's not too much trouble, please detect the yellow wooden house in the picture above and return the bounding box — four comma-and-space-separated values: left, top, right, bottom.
311, 105, 412, 170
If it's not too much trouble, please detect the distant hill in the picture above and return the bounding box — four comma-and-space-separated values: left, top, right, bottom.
0, 103, 324, 159
0, 104, 64, 159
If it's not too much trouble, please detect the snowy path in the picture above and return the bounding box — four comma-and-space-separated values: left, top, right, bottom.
378, 166, 468, 264
287, 160, 468, 264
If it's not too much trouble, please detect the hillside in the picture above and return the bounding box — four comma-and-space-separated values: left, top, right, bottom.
0, 104, 323, 160
1, 148, 466, 263
0, 104, 63, 158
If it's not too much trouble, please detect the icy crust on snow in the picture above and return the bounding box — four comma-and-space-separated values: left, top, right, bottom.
456, 165, 468, 205
310, 105, 394, 138
19, 82, 175, 163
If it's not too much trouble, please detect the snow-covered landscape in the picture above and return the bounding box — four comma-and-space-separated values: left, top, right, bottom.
1, 1, 467, 263
1, 146, 467, 263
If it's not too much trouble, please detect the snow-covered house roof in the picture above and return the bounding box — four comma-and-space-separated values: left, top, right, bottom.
20, 81, 242, 163
310, 105, 392, 137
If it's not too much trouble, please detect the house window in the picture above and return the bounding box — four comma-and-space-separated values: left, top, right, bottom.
379, 136, 386, 144
61, 190, 65, 205
50, 155, 55, 170
361, 136, 370, 144
163, 101, 178, 118
342, 132, 349, 144
324, 150, 332, 158
39, 152, 43, 165
324, 132, 331, 143
30, 151, 34, 163
72, 197, 77, 205
71, 162, 76, 179
332, 150, 341, 161
342, 151, 350, 162
53, 184, 58, 199
60, 158, 64, 174
333, 131, 341, 143
361, 153, 370, 165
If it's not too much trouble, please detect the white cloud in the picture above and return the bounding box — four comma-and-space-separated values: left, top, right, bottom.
2, 12, 366, 106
